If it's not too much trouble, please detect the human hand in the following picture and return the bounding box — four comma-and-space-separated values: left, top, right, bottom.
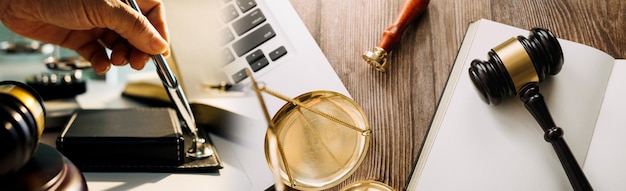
0, 0, 170, 74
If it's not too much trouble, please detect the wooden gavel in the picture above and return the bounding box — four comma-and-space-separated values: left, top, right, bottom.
469, 28, 593, 191
362, 0, 430, 72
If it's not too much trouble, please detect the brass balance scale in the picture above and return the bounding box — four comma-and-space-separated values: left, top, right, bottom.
245, 68, 393, 191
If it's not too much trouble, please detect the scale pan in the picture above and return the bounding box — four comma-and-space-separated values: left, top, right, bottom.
265, 91, 370, 190
341, 180, 394, 191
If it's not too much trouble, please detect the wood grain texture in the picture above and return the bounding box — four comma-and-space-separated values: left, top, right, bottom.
289, 0, 626, 190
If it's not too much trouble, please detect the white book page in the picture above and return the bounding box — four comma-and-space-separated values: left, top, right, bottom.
409, 19, 614, 190
583, 60, 626, 191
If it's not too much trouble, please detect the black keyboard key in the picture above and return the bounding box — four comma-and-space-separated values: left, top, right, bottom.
220, 4, 239, 23
236, 0, 257, 13
269, 46, 287, 61
245, 49, 264, 63
232, 69, 248, 83
232, 24, 276, 57
232, 9, 266, 36
249, 57, 269, 72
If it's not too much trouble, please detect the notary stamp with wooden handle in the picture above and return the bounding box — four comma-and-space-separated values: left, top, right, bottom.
362, 0, 430, 72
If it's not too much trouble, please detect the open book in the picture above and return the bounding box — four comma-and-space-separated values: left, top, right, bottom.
406, 19, 626, 190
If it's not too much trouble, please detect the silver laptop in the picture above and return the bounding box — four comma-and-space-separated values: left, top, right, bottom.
84, 0, 350, 190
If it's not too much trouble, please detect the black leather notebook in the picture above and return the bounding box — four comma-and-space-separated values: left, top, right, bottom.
56, 108, 222, 172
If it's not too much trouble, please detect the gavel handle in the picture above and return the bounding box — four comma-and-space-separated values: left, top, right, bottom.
377, 0, 430, 51
520, 83, 593, 191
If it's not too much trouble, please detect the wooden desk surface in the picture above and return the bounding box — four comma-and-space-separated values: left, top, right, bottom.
289, 0, 625, 190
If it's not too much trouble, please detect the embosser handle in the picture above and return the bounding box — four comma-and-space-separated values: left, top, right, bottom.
377, 0, 430, 51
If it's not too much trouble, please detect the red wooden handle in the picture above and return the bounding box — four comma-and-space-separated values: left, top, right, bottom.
377, 0, 430, 51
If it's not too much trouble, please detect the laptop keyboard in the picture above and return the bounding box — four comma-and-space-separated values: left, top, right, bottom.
219, 0, 288, 83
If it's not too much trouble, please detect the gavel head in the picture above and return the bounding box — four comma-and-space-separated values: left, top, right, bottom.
468, 28, 564, 105
0, 81, 46, 176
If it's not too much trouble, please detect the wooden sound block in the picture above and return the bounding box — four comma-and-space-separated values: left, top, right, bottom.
0, 143, 87, 191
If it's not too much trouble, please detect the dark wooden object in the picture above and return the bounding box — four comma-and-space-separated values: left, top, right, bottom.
469, 26, 591, 190
519, 84, 593, 191
1, 144, 87, 191
469, 28, 562, 105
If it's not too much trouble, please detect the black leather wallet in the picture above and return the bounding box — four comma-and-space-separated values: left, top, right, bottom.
56, 108, 222, 172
